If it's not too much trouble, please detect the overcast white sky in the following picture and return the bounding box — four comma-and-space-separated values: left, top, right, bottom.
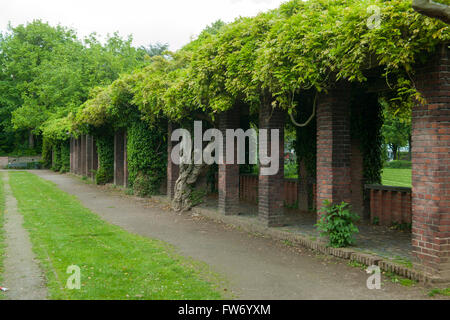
1, 0, 286, 50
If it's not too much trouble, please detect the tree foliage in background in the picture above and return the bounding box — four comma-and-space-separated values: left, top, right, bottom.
0, 20, 148, 155
380, 99, 412, 160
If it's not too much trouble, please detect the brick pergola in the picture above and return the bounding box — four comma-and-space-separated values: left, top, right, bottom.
314, 45, 450, 281
68, 46, 448, 282
69, 134, 98, 180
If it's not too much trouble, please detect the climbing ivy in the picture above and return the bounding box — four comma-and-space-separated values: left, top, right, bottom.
60, 141, 70, 173
351, 88, 384, 185
127, 119, 167, 196
51, 143, 61, 172
94, 129, 114, 185
42, 138, 53, 168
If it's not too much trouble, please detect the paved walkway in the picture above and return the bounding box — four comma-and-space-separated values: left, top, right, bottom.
30, 170, 438, 300
1, 172, 47, 300
199, 197, 412, 262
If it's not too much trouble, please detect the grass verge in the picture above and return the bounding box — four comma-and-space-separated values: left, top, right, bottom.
8, 171, 224, 300
428, 288, 450, 297
0, 173, 5, 298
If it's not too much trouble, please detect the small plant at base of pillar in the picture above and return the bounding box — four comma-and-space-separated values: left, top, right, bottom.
315, 200, 359, 248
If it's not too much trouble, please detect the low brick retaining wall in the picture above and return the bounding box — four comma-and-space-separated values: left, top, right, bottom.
239, 174, 316, 207
365, 184, 412, 227
0, 156, 42, 169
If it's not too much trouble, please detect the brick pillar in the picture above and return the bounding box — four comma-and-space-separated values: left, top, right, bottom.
167, 122, 179, 199
218, 105, 240, 215
114, 131, 125, 186
70, 138, 73, 173
412, 45, 450, 282
77, 137, 82, 175
86, 135, 93, 179
316, 81, 352, 217
80, 135, 86, 176
258, 103, 285, 227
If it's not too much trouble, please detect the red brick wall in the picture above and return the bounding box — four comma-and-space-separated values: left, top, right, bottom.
367, 185, 412, 226
239, 174, 316, 209
412, 45, 450, 280
167, 122, 179, 199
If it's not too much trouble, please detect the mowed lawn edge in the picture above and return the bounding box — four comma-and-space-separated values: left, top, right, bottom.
0, 173, 5, 299
381, 168, 412, 188
8, 171, 225, 300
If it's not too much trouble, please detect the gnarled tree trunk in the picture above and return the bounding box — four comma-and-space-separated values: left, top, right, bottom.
171, 140, 214, 212
172, 162, 205, 212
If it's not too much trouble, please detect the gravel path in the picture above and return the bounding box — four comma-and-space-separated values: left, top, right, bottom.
31, 170, 443, 300
1, 172, 47, 300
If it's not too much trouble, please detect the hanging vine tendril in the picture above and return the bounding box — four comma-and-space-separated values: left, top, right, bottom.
289, 92, 317, 127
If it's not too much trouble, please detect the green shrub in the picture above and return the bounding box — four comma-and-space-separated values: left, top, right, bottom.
133, 171, 155, 197
189, 188, 207, 207
315, 201, 359, 248
384, 160, 411, 169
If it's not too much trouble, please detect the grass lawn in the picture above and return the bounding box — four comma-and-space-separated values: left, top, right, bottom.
0, 173, 4, 298
8, 171, 225, 300
381, 168, 412, 188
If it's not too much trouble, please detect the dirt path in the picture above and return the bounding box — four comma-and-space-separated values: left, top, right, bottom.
32, 170, 440, 300
1, 172, 47, 300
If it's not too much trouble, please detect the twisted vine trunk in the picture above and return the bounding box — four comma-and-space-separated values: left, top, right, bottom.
171, 140, 214, 212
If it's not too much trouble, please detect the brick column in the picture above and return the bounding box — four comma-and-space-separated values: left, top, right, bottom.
80, 135, 87, 176
412, 45, 450, 281
77, 137, 82, 175
114, 131, 125, 186
258, 103, 285, 227
218, 105, 240, 215
167, 123, 179, 199
70, 138, 74, 173
73, 138, 77, 174
86, 135, 93, 179
316, 81, 352, 217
